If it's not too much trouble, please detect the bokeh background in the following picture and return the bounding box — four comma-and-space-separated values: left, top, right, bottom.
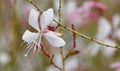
1, 0, 120, 71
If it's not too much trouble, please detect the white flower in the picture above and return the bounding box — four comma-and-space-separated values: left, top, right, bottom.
87, 17, 116, 57
22, 8, 66, 57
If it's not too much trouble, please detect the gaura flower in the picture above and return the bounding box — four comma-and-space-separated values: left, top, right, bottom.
87, 17, 116, 57
22, 8, 66, 57
66, 1, 106, 26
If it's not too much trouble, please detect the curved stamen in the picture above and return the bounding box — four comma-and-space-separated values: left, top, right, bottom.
24, 42, 35, 57
34, 33, 42, 52
25, 42, 32, 50
33, 34, 42, 52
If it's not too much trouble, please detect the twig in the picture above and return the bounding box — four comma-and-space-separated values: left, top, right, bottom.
60, 47, 65, 71
53, 19, 120, 49
58, 0, 65, 71
26, 0, 43, 14
58, 0, 62, 33
50, 55, 62, 71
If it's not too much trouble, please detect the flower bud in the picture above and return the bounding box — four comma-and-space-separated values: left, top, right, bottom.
68, 49, 80, 56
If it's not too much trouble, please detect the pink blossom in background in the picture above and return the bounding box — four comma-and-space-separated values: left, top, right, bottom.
82, 1, 106, 19
110, 61, 120, 71
83, 1, 106, 11
18, 4, 34, 27
66, 1, 106, 26
22, 5, 34, 17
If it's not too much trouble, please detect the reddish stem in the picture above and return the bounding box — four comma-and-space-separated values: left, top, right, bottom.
40, 44, 51, 58
71, 24, 76, 48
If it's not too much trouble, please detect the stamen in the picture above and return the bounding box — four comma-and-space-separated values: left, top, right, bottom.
33, 45, 37, 53
33, 37, 40, 52
34, 33, 42, 52
25, 42, 33, 50
24, 42, 35, 57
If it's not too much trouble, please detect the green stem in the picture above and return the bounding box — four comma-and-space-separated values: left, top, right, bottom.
58, 0, 62, 33
58, 0, 61, 23
50, 55, 62, 71
60, 47, 65, 71
58, 0, 65, 71
53, 19, 119, 49
26, 0, 43, 14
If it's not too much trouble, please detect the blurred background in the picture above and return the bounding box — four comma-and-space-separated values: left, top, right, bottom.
1, 0, 120, 71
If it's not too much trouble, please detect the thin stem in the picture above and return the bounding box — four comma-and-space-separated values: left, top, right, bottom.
58, 0, 65, 71
26, 0, 120, 49
71, 24, 76, 48
26, 0, 43, 14
40, 44, 51, 58
60, 47, 65, 71
64, 48, 73, 61
50, 55, 62, 71
58, 0, 61, 23
58, 0, 62, 33
53, 19, 120, 49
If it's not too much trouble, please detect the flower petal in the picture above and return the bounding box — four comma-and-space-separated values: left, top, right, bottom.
22, 30, 39, 43
112, 14, 120, 30
102, 39, 116, 57
40, 8, 54, 30
29, 9, 39, 31
66, 58, 78, 71
96, 17, 111, 39
87, 43, 100, 56
114, 29, 120, 38
44, 31, 66, 47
